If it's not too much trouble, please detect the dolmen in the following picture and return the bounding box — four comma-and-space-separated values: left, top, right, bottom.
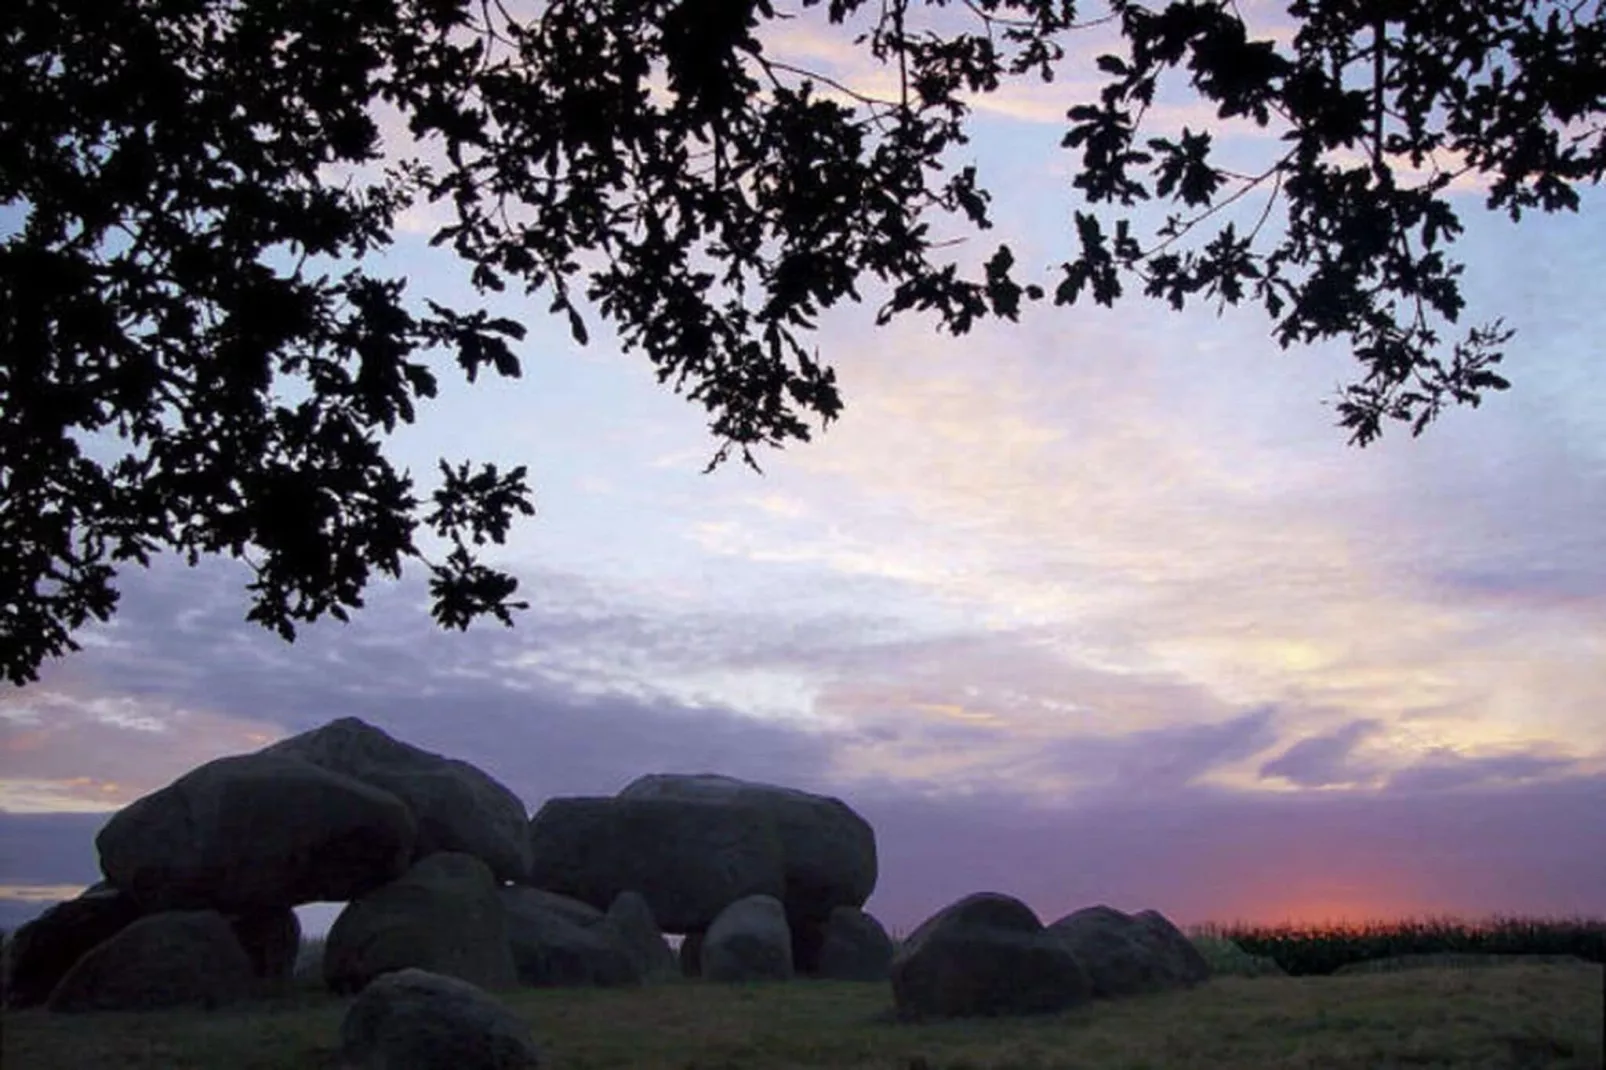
2, 716, 894, 1012
3, 711, 1208, 1022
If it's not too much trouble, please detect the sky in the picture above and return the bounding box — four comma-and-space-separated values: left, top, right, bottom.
3, 3, 1605, 939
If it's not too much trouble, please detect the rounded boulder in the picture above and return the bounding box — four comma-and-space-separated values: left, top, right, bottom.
340, 968, 541, 1070
2, 882, 143, 1008
1047, 905, 1181, 997
500, 885, 639, 988
96, 752, 416, 913
46, 910, 256, 1012
701, 894, 793, 983
1132, 908, 1211, 986
816, 905, 895, 981
892, 893, 1092, 1020
602, 891, 678, 982
228, 907, 301, 984
325, 851, 517, 995
261, 717, 532, 884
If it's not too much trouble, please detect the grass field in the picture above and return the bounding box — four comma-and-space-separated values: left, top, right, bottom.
5, 927, 1603, 1070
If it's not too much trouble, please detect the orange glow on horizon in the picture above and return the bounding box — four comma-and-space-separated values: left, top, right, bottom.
1198, 892, 1570, 932
1212, 885, 1444, 931
1257, 903, 1416, 929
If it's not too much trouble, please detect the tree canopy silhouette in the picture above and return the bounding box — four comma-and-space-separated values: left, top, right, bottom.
2, 0, 1601, 684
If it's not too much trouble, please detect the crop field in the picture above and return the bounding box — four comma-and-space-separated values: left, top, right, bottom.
4, 917, 1604, 1070
1201, 915, 1606, 977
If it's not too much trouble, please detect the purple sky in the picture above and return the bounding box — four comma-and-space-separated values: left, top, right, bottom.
3, 4, 1605, 937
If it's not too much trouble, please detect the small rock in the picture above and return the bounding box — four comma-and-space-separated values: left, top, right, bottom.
816, 905, 895, 981
339, 968, 540, 1070
1131, 909, 1211, 985
501, 886, 639, 987
601, 891, 678, 982
702, 894, 793, 982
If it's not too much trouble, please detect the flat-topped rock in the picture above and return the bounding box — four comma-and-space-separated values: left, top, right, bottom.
619, 774, 877, 928
527, 795, 786, 932
529, 773, 877, 940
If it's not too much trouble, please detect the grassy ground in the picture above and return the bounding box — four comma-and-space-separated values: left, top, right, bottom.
5, 956, 1601, 1069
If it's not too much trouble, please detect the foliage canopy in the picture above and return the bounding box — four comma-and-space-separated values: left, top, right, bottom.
2, 0, 1602, 684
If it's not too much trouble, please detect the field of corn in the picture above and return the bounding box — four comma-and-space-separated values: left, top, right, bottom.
1192, 915, 1606, 977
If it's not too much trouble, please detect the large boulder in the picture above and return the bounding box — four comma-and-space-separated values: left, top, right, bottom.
340, 968, 541, 1070
2, 882, 143, 1008
46, 910, 256, 1012
527, 796, 786, 932
502, 886, 606, 929
816, 905, 895, 981
789, 915, 830, 975
1131, 909, 1211, 986
891, 893, 1092, 1020
500, 886, 639, 988
619, 774, 877, 927
701, 894, 793, 983
228, 908, 301, 984
601, 891, 678, 982
1047, 905, 1180, 997
261, 717, 532, 884
325, 852, 517, 994
679, 931, 704, 978
96, 752, 416, 913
